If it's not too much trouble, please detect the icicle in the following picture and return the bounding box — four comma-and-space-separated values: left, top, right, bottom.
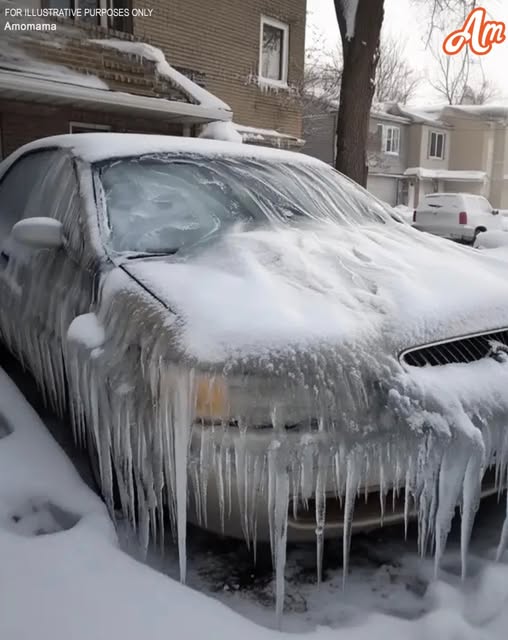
267, 440, 289, 627
434, 445, 469, 577
342, 452, 359, 587
315, 453, 328, 586
215, 442, 226, 534
172, 368, 195, 584
460, 449, 482, 579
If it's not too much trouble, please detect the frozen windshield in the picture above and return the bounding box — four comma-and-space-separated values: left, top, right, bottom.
96, 153, 392, 255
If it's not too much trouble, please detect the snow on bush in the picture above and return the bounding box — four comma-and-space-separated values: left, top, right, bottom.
199, 121, 243, 143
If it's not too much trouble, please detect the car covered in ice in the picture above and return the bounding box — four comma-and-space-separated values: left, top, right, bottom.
1, 134, 508, 582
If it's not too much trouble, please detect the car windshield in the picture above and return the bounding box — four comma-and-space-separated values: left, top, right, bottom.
96, 153, 392, 255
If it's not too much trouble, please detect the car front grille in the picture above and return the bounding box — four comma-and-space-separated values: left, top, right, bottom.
401, 328, 508, 367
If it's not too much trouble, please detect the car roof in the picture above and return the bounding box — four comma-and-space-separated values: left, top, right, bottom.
0, 133, 324, 177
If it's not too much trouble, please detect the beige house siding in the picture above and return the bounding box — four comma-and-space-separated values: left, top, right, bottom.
407, 124, 423, 167
132, 0, 306, 138
490, 125, 508, 208
448, 117, 494, 171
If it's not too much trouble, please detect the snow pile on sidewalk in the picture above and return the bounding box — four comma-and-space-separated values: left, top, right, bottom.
1, 367, 508, 639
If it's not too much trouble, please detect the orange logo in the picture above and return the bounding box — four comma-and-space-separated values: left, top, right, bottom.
442, 7, 506, 56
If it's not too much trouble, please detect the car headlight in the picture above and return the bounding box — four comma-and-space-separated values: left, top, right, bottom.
194, 373, 316, 429
195, 374, 230, 421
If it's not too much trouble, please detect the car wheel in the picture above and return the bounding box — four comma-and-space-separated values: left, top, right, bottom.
473, 227, 487, 244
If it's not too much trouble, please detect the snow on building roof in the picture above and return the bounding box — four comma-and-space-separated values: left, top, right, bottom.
369, 109, 411, 125
0, 7, 231, 122
233, 123, 305, 148
0, 133, 324, 173
388, 104, 451, 128
442, 104, 508, 121
404, 167, 487, 182
90, 39, 230, 112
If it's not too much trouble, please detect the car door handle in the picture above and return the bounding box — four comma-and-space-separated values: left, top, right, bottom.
0, 251, 9, 267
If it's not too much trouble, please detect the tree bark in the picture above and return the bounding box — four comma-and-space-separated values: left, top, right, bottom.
334, 0, 385, 186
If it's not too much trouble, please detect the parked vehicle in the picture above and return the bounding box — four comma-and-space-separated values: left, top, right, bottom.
0, 134, 507, 549
412, 193, 502, 243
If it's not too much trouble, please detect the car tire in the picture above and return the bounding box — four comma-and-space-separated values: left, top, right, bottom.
473, 227, 487, 245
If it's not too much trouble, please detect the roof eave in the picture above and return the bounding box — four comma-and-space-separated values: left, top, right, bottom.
0, 70, 232, 124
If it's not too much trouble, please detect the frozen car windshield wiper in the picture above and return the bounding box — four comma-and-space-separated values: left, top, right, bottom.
125, 249, 179, 259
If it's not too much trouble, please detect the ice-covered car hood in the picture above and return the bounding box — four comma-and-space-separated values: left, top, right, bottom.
121, 223, 508, 363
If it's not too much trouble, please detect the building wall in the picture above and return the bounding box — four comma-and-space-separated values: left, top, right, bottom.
302, 112, 336, 164
447, 116, 493, 171
407, 123, 450, 170
133, 0, 306, 138
367, 117, 409, 176
490, 124, 508, 208
0, 101, 182, 158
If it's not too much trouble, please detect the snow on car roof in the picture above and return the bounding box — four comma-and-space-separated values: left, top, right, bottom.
0, 133, 324, 176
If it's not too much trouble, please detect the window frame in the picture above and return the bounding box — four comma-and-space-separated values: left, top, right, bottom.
42, 0, 132, 32
382, 125, 400, 156
428, 130, 446, 160
259, 15, 290, 87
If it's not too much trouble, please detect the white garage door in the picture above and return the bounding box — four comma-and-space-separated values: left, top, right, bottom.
367, 175, 398, 206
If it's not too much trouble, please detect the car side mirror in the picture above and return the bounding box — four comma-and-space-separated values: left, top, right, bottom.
492, 209, 499, 216
12, 217, 64, 249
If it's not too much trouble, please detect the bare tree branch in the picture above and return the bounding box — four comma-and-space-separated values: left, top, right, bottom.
374, 36, 421, 103
429, 35, 499, 104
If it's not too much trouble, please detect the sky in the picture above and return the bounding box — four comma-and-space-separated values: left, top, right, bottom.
306, 0, 508, 104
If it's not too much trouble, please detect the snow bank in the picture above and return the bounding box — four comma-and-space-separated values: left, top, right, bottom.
90, 39, 231, 112
474, 230, 508, 250
392, 204, 413, 224
2, 368, 508, 639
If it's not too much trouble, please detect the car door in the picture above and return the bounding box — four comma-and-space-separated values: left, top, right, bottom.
0, 151, 54, 295
0, 148, 97, 412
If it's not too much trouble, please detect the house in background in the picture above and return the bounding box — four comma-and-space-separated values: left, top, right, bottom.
366, 108, 411, 207
303, 105, 414, 206
441, 105, 508, 209
133, 0, 306, 149
387, 104, 489, 208
303, 102, 508, 209
0, 0, 306, 156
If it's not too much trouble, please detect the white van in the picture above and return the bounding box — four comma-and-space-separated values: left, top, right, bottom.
412, 193, 502, 243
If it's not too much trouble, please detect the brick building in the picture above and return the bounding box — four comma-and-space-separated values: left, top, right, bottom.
0, 0, 306, 157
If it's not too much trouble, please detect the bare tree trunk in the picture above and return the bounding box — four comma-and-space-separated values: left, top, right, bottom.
334, 0, 384, 186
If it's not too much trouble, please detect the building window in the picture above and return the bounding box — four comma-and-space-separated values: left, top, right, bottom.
42, 0, 132, 32
259, 16, 289, 86
382, 126, 400, 155
429, 131, 446, 159
70, 122, 111, 133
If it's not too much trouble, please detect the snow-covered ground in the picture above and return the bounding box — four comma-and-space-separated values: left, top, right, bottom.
2, 361, 508, 639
